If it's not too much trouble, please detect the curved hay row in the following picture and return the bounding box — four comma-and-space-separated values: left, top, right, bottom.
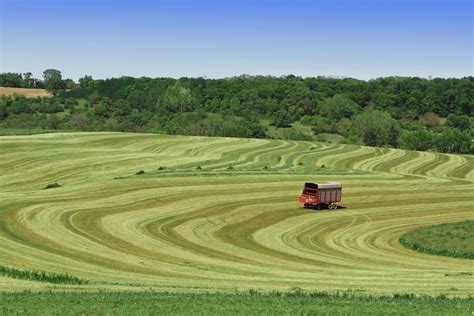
0, 132, 472, 295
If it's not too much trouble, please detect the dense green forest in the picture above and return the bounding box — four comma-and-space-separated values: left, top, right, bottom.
0, 71, 472, 153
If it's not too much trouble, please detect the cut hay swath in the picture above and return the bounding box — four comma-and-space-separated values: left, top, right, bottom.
0, 87, 50, 98
0, 132, 472, 295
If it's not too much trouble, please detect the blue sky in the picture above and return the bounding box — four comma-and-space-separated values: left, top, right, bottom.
0, 0, 472, 80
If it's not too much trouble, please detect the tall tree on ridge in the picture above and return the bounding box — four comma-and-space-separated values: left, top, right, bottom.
43, 69, 65, 96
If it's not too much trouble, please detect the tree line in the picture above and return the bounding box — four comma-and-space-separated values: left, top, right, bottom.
0, 70, 472, 154
0, 70, 75, 95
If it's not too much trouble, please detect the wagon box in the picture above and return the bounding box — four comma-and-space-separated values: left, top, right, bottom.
299, 182, 342, 209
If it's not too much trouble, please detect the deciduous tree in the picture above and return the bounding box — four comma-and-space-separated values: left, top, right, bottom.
43, 69, 66, 96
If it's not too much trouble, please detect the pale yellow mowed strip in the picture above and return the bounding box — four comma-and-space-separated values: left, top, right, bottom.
0, 132, 472, 295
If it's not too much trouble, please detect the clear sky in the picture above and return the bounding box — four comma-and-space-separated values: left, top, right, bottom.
0, 0, 472, 81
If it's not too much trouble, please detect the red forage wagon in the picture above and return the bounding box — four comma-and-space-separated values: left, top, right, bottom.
299, 182, 342, 210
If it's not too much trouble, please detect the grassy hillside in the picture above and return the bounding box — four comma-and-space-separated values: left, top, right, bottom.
0, 132, 472, 296
0, 87, 50, 98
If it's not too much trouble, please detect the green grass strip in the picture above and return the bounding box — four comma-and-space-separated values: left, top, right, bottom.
399, 221, 474, 259
0, 265, 88, 285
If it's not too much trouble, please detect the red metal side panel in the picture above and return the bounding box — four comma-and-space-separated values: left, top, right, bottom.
307, 187, 342, 204
321, 189, 341, 203
321, 189, 326, 203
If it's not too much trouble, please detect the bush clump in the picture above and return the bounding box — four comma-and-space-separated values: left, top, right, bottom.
43, 182, 61, 189
136, 170, 145, 175
0, 265, 88, 285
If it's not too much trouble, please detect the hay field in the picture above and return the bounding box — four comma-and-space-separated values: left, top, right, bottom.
0, 87, 50, 98
0, 132, 472, 295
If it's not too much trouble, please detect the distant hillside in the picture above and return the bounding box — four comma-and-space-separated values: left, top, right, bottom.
0, 87, 50, 98
0, 74, 472, 154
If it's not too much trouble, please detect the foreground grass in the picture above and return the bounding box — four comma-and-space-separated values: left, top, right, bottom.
400, 221, 474, 259
1, 291, 472, 315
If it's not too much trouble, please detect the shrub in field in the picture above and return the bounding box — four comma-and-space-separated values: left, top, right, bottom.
43, 182, 61, 189
136, 170, 145, 175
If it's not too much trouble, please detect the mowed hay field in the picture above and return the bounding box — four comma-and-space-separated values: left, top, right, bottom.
0, 87, 50, 98
0, 132, 473, 296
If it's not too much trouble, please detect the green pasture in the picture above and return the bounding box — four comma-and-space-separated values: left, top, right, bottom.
400, 221, 474, 259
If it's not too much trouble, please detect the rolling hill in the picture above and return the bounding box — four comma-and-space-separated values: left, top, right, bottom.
0, 132, 472, 295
